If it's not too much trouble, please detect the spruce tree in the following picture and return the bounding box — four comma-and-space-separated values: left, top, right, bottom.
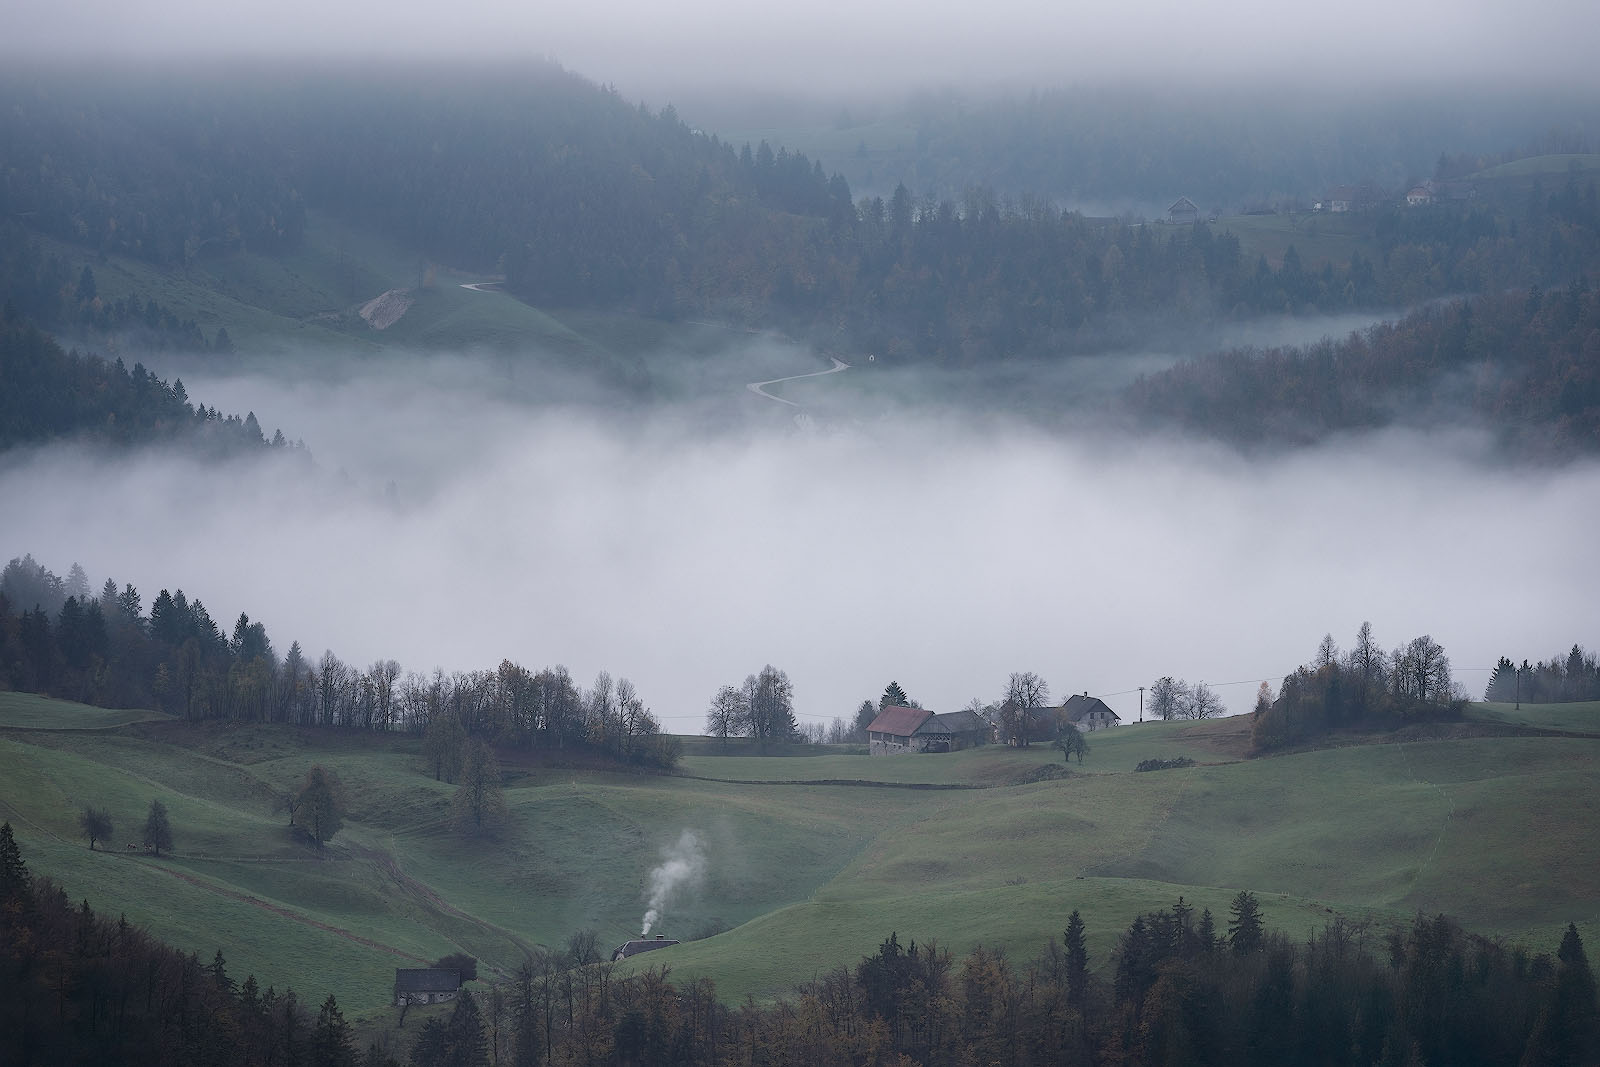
0, 821, 30, 904
1064, 909, 1089, 1007
1228, 890, 1263, 956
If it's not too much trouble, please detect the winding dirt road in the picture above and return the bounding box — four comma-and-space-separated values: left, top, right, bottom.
746, 357, 850, 407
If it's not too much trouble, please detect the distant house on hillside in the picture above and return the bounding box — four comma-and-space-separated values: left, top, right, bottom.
1168, 196, 1200, 224
866, 705, 993, 755
394, 968, 461, 1006
1063, 694, 1121, 732
1405, 184, 1435, 206
867, 705, 932, 755
1326, 186, 1357, 213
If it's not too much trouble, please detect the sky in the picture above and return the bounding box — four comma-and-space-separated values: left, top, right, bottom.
3, 346, 1595, 729
8, 0, 1599, 96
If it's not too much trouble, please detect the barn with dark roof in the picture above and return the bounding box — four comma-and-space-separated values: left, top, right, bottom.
394, 968, 461, 1006
867, 705, 993, 755
914, 710, 992, 752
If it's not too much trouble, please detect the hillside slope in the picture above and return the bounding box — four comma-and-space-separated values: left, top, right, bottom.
3, 697, 1596, 1019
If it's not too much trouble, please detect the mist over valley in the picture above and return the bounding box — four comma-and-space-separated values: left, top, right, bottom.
3, 20, 1599, 1065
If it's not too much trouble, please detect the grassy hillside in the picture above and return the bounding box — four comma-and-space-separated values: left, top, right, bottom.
34, 212, 648, 386
1467, 699, 1600, 733
3, 700, 1596, 1031
1217, 212, 1378, 271
1470, 154, 1600, 181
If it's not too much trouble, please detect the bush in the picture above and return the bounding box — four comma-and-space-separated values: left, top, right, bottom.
1134, 757, 1195, 772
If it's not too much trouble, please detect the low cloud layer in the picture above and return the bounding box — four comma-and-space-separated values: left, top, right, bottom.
3, 344, 1595, 725
7, 0, 1597, 96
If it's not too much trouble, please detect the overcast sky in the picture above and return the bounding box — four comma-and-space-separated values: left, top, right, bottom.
9, 0, 1599, 97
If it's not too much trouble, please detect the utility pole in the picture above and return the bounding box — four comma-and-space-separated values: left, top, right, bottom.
1139, 686, 1145, 723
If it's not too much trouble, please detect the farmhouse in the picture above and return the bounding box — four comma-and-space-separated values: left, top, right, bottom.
866, 705, 993, 755
1325, 186, 1357, 213
1405, 184, 1434, 206
1168, 196, 1200, 224
393, 968, 461, 1006
613, 935, 680, 962
867, 705, 933, 755
1063, 693, 1121, 732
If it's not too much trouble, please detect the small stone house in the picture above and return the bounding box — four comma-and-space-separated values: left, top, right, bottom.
1063, 693, 1121, 732
1168, 197, 1200, 224
394, 968, 461, 1006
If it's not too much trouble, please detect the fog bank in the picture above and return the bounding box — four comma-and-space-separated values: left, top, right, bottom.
4, 353, 1595, 726
7, 0, 1597, 96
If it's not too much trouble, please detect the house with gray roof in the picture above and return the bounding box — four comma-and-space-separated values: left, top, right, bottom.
394, 968, 461, 1006
1062, 694, 1121, 732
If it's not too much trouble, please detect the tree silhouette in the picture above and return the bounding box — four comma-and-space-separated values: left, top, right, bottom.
142, 799, 173, 857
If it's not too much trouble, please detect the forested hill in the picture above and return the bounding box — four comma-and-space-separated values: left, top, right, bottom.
8, 64, 1600, 374
0, 315, 302, 455
1123, 281, 1600, 458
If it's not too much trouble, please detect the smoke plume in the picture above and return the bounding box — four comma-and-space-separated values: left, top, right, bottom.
641, 830, 706, 936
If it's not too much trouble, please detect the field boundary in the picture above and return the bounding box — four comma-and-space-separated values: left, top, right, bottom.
672, 773, 983, 790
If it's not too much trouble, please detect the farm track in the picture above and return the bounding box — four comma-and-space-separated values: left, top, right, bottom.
673, 774, 981, 790
156, 864, 431, 964
353, 842, 540, 971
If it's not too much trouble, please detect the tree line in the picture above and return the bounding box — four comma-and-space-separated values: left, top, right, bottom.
1251, 624, 1462, 752
1486, 645, 1600, 703
0, 314, 299, 454
0, 823, 394, 1067
456, 894, 1593, 1065
1123, 279, 1600, 458
0, 227, 236, 354
0, 554, 680, 770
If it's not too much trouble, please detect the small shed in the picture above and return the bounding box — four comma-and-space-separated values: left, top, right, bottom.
613, 935, 680, 962
394, 968, 461, 1006
1168, 197, 1200, 224
866, 705, 934, 756
1063, 694, 1121, 732
1326, 186, 1357, 213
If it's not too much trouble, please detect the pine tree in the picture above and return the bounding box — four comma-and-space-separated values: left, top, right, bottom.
881, 681, 910, 709
1064, 909, 1089, 1007
1197, 908, 1217, 953
1228, 890, 1263, 956
313, 994, 356, 1067
0, 821, 30, 904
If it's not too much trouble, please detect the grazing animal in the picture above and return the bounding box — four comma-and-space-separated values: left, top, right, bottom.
145, 844, 154, 853
126, 843, 138, 851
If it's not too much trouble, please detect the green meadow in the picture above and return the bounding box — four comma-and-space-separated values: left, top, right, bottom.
3, 697, 1597, 1027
